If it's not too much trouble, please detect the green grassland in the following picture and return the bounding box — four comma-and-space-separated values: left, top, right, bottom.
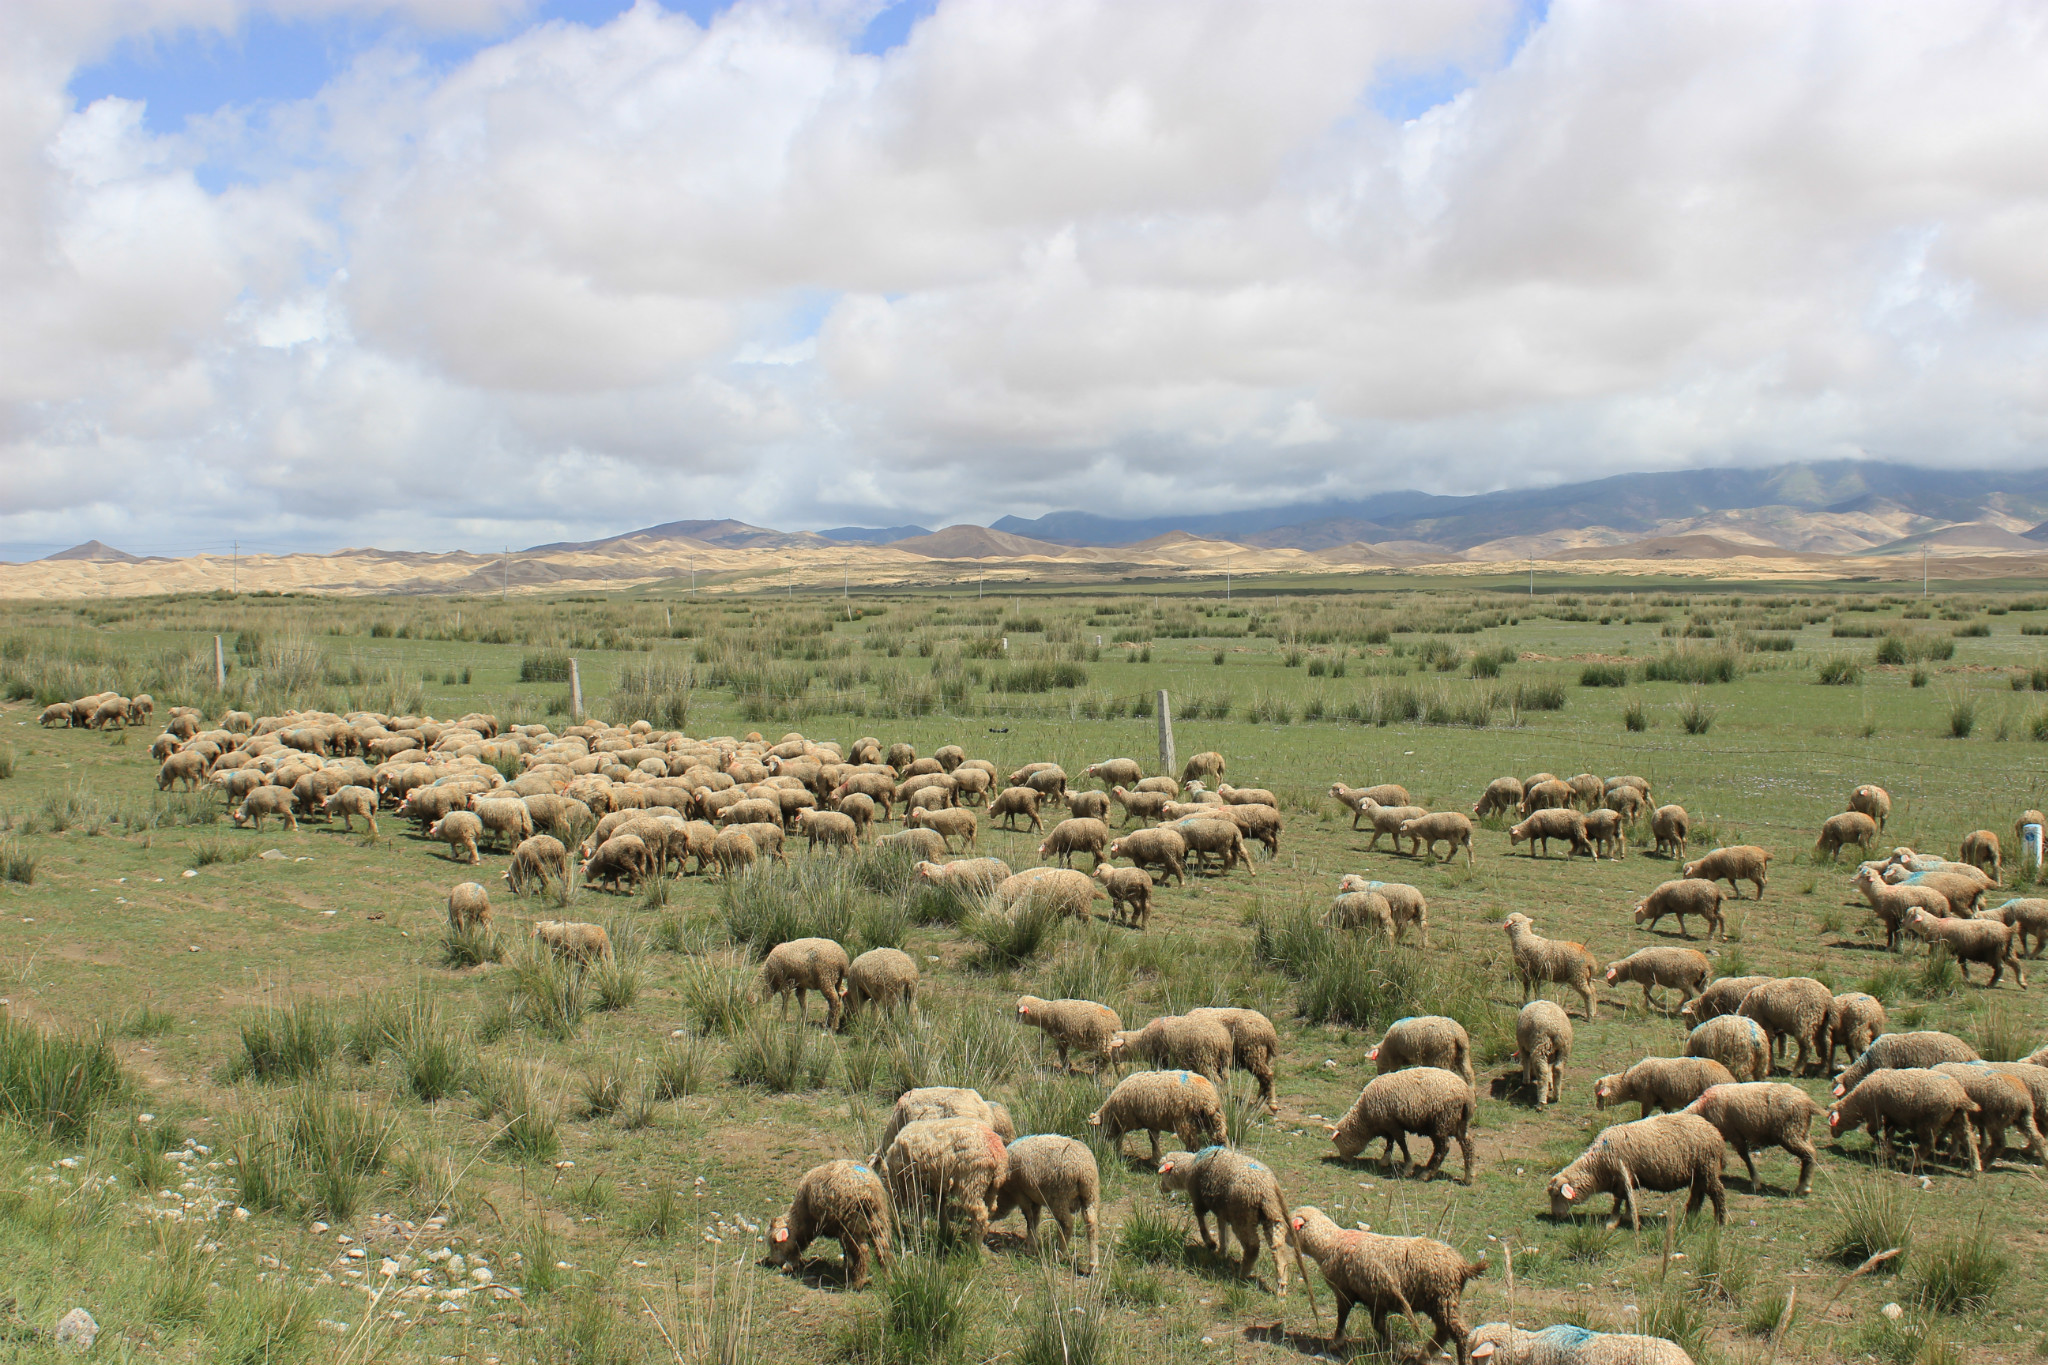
0, 579, 2046, 1363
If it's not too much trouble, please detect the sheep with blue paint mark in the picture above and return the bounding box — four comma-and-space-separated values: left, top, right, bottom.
1088, 1070, 1226, 1163
1368, 1016, 1474, 1086
1286, 1207, 1484, 1362
1326, 1066, 1477, 1183
1547, 1112, 1727, 1230
1685, 1014, 1771, 1082
1158, 1146, 1296, 1296
768, 1159, 893, 1289
993, 1135, 1101, 1273
1470, 1323, 1695, 1364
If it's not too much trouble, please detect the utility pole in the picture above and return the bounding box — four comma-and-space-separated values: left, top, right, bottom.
1225, 561, 1231, 602
502, 547, 509, 599
569, 658, 582, 719
1156, 690, 1175, 778
1528, 555, 1534, 596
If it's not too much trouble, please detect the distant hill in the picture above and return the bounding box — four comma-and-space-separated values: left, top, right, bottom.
527, 519, 826, 553
891, 525, 1087, 560
43, 540, 142, 562
815, 525, 933, 544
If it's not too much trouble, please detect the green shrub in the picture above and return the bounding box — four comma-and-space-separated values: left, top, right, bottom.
1677, 693, 1717, 734
1912, 1226, 2005, 1313
1818, 656, 1863, 685
846, 1249, 977, 1363
720, 860, 859, 957
1512, 680, 1567, 711
1824, 1175, 1912, 1265
730, 1022, 835, 1092
1580, 663, 1629, 687
230, 997, 338, 1082
1946, 694, 1977, 739
1623, 700, 1649, 732
441, 922, 504, 968
679, 963, 756, 1037
1640, 648, 1740, 684
0, 839, 33, 885
497, 946, 586, 1040
1115, 1203, 1191, 1266
962, 900, 1065, 969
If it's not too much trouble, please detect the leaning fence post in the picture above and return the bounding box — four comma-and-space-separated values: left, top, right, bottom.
569, 658, 583, 719
1157, 689, 1175, 777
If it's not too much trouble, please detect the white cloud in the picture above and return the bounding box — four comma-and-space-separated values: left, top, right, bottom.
1, 0, 2047, 555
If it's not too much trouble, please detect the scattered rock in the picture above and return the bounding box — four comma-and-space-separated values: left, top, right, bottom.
1882, 1303, 1904, 1321
54, 1308, 97, 1351
259, 849, 286, 861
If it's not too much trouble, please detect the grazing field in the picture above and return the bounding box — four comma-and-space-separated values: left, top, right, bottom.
2, 579, 2048, 1364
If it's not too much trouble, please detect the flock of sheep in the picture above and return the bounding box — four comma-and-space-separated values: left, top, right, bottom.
115, 687, 2048, 1365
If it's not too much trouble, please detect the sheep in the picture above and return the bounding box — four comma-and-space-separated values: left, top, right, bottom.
1516, 1001, 1572, 1107
1650, 805, 1690, 860
835, 791, 878, 837
38, 703, 72, 728
1173, 817, 1255, 876
1832, 1031, 1981, 1097
1400, 811, 1476, 867
1881, 866, 1988, 914
1085, 758, 1143, 789
1593, 1057, 1736, 1119
315, 785, 379, 835
521, 793, 593, 843
1509, 809, 1592, 859
1087, 1070, 1226, 1163
1355, 800, 1428, 854
1330, 888, 1396, 937
1737, 976, 1835, 1075
1602, 947, 1711, 1013
1986, 898, 2048, 958
874, 827, 947, 861
1851, 866, 1953, 950
1581, 808, 1628, 860
1823, 992, 1889, 1074
1678, 976, 1771, 1026
1368, 1016, 1474, 1086
870, 1088, 1016, 1165
1679, 1082, 1827, 1196
711, 827, 759, 875
1932, 1062, 2045, 1169
1628, 879, 1724, 942
1686, 1014, 1771, 1082
470, 797, 535, 853
1158, 1147, 1294, 1294
1336, 876, 1429, 946
1202, 801, 1283, 858
1846, 783, 1891, 832
398, 784, 470, 829
882, 1118, 1008, 1254
1181, 751, 1226, 784
1109, 786, 1171, 826
767, 1160, 892, 1289
1828, 1069, 1980, 1171
1681, 846, 1771, 900
1327, 1067, 1477, 1184
1066, 789, 1111, 822
912, 857, 1012, 894
931, 744, 966, 772
993, 1135, 1101, 1273
1982, 1061, 2048, 1165
1134, 775, 1179, 795
581, 833, 652, 892
1037, 817, 1109, 869
1815, 811, 1880, 863
233, 785, 300, 833
1547, 1112, 1727, 1230
793, 807, 860, 856
760, 937, 851, 1030
158, 751, 207, 791
1104, 827, 1186, 886
1187, 1007, 1282, 1112
906, 806, 977, 852
1016, 996, 1123, 1073
1473, 777, 1524, 819
533, 920, 612, 964
1469, 1324, 1696, 1365
1333, 783, 1413, 818
1107, 1014, 1234, 1084
1021, 767, 1069, 805
885, 742, 916, 771
1093, 864, 1153, 929
904, 785, 953, 817
1286, 1207, 1483, 1362
1961, 829, 2003, 883
1603, 785, 1649, 823
1903, 908, 2025, 988
844, 948, 918, 1019
501, 834, 569, 894
1503, 914, 1599, 1019
1211, 783, 1274, 809
447, 882, 492, 932
991, 867, 1100, 921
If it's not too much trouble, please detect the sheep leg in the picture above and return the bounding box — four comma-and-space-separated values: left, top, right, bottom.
1419, 1135, 1448, 1181
1578, 980, 1597, 1022
1456, 1133, 1476, 1185
1615, 1171, 1640, 1232
1329, 1292, 1354, 1343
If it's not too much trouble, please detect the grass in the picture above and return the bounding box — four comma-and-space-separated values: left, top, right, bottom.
1819, 656, 1864, 685
1912, 1225, 2006, 1314
730, 1021, 836, 1092
229, 996, 339, 1082
1825, 1174, 1914, 1265
0, 1014, 125, 1138
962, 899, 1066, 969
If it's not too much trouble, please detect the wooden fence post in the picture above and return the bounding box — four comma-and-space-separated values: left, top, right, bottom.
1156, 690, 1175, 777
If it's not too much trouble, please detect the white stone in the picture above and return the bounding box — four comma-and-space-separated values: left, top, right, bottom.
1882, 1303, 1904, 1321
54, 1309, 97, 1351
470, 1267, 492, 1284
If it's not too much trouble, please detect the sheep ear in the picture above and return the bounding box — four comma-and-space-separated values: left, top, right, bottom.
1472, 1344, 1495, 1361
1322, 1124, 1338, 1135
1560, 1183, 1576, 1201
773, 1228, 788, 1242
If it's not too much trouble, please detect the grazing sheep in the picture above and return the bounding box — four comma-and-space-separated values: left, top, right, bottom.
533, 920, 612, 965
1336, 876, 1430, 946
913, 857, 1012, 894
1986, 898, 2048, 958
1368, 1016, 1474, 1086
1516, 1001, 1573, 1107
1093, 864, 1154, 929
1202, 801, 1283, 858
504, 835, 570, 893
1737, 976, 1835, 1075
1681, 845, 1771, 900
907, 806, 977, 852
1631, 879, 1725, 941
1016, 996, 1123, 1073
711, 828, 760, 875
1509, 809, 1592, 859
1593, 1058, 1736, 1119
38, 703, 72, 728
1828, 1069, 1980, 1171
1473, 777, 1524, 819
233, 785, 300, 833
1470, 1324, 1695, 1365
470, 797, 535, 853
1187, 1007, 1282, 1112
835, 791, 878, 836
447, 882, 492, 932
1678, 976, 1772, 1026
425, 809, 481, 862
581, 833, 653, 892
1105, 827, 1187, 887
1982, 1062, 2048, 1165
904, 785, 953, 817
795, 808, 860, 855
1882, 866, 1988, 914
1823, 993, 1889, 1074
1327, 1067, 1477, 1183
993, 1135, 1101, 1273
768, 1160, 893, 1289
320, 785, 379, 836
1173, 817, 1255, 876
1815, 811, 1880, 863
1682, 1082, 1826, 1195
1686, 1015, 1771, 1082
1547, 1113, 1727, 1230
1852, 867, 1953, 950
1088, 1070, 1227, 1163
1849, 784, 1892, 832
1961, 829, 2003, 884
1134, 775, 1179, 796
1400, 811, 1476, 867
1110, 786, 1172, 826
1833, 1031, 1981, 1097
1650, 805, 1691, 860
1181, 751, 1226, 785
882, 1118, 1008, 1254
1603, 947, 1712, 1013
1022, 767, 1069, 804
1085, 758, 1143, 789
1108, 1014, 1235, 1085
991, 867, 1100, 921
1603, 785, 1649, 822
987, 786, 1044, 832
1503, 914, 1599, 1019
1329, 888, 1397, 937
1903, 909, 2025, 988
1581, 808, 1627, 860
874, 827, 947, 861
844, 948, 918, 1019
1932, 1062, 2044, 1169
885, 743, 916, 772
760, 938, 851, 1030
157, 751, 208, 792
1355, 800, 1428, 854
1214, 783, 1277, 809
1286, 1207, 1483, 1363
1158, 1147, 1292, 1295
1038, 817, 1109, 869
1066, 790, 1111, 822
870, 1088, 1017, 1164
1519, 779, 1576, 816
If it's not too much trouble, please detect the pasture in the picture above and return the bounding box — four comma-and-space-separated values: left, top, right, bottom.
0, 578, 2046, 1364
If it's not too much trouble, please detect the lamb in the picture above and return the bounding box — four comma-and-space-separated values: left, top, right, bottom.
1107, 1014, 1235, 1084
1087, 1070, 1227, 1163
1832, 1031, 1981, 1097
1602, 947, 1711, 1013
1903, 909, 2025, 988
1085, 758, 1143, 789
1093, 864, 1153, 929
320, 785, 380, 835
1470, 1324, 1695, 1365
869, 1087, 1017, 1164
991, 867, 1100, 921
994, 1135, 1101, 1273
874, 827, 947, 861
760, 937, 851, 1030
1932, 1062, 2044, 1169
233, 785, 300, 833
1685, 1015, 1770, 1082
881, 1118, 1009, 1254
1110, 786, 1172, 826
1038, 817, 1109, 869
1016, 996, 1123, 1073
792, 808, 859, 856
1630, 879, 1724, 941
1546, 1112, 1727, 1229
1158, 1147, 1293, 1294
1355, 800, 1428, 854
913, 857, 1012, 894
835, 792, 878, 837
1822, 993, 1889, 1073
844, 948, 918, 1019
1503, 914, 1599, 1019
1881, 866, 1988, 914
1172, 817, 1255, 876
1399, 811, 1476, 867
906, 806, 977, 851
1681, 1082, 1827, 1195
1516, 1001, 1572, 1107
1337, 876, 1429, 946
1678, 976, 1771, 1026
1815, 811, 1880, 863
1509, 809, 1592, 859
1187, 1007, 1282, 1112
1650, 805, 1690, 860
1285, 1207, 1483, 1362
446, 882, 492, 932
1986, 897, 2048, 958
1960, 828, 2003, 883
1105, 827, 1186, 886
1203, 801, 1283, 858
1367, 1016, 1473, 1086
1327, 1067, 1477, 1183
1828, 1068, 1980, 1171
1603, 785, 1649, 822
1581, 808, 1627, 860
1473, 777, 1524, 819
1737, 976, 1835, 1075
38, 703, 72, 728
1180, 751, 1226, 784
1681, 846, 1771, 900
1851, 867, 1953, 950
1593, 1058, 1736, 1119
767, 1160, 893, 1289
469, 797, 535, 853
533, 920, 612, 964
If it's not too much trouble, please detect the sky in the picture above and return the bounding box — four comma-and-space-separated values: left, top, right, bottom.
3, 0, 2046, 558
